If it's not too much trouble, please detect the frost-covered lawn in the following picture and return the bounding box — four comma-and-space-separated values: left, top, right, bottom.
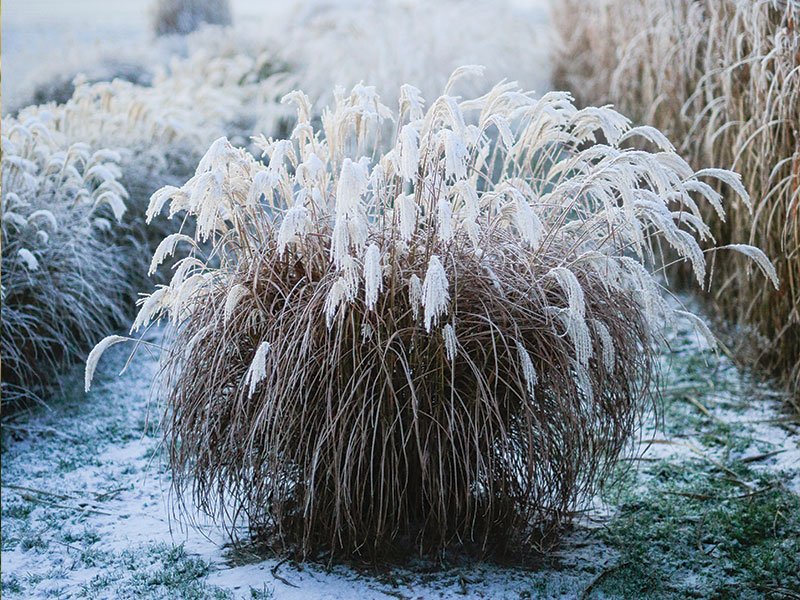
2, 306, 798, 599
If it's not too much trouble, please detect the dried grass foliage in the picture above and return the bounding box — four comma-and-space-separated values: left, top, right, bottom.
87, 70, 775, 557
166, 239, 652, 557
553, 0, 800, 400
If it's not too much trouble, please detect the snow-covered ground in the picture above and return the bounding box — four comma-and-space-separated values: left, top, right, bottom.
2, 307, 798, 599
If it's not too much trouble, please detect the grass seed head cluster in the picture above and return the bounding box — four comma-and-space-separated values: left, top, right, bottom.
87, 69, 776, 557
0, 0, 576, 405
553, 0, 800, 402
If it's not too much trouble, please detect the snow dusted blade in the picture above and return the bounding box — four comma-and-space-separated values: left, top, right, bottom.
85, 335, 129, 392
718, 244, 779, 289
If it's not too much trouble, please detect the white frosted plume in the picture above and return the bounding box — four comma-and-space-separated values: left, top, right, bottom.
719, 244, 779, 289
330, 220, 351, 270
130, 286, 171, 332
443, 64, 486, 95
442, 129, 468, 181
516, 340, 538, 398
336, 158, 370, 216
281, 90, 313, 126
149, 233, 194, 276
398, 124, 420, 181
422, 255, 450, 332
331, 158, 370, 268
399, 84, 425, 120
548, 267, 586, 319
325, 277, 348, 327
296, 152, 324, 188
486, 114, 515, 150
277, 206, 310, 257
224, 284, 249, 323
510, 190, 542, 249
409, 274, 423, 321
396, 194, 418, 242
591, 319, 616, 372
23, 208, 58, 232
442, 323, 458, 363
196, 137, 233, 175
17, 248, 39, 271
94, 191, 127, 221
695, 168, 752, 211
84, 335, 127, 392
548, 267, 593, 368
147, 186, 181, 223
673, 309, 718, 351
437, 197, 454, 242
363, 243, 383, 311
244, 341, 271, 398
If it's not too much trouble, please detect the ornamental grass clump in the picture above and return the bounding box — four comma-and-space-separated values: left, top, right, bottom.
87, 69, 777, 558
553, 0, 800, 402
2, 112, 130, 404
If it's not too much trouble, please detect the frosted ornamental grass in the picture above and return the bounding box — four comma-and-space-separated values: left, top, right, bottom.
87, 68, 776, 558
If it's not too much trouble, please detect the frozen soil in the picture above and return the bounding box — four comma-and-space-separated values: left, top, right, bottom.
1, 305, 798, 599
